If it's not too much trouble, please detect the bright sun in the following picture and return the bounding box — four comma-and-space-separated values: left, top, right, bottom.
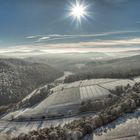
69, 0, 88, 23
71, 3, 86, 20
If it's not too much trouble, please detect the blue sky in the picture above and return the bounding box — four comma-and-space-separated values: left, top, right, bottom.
0, 0, 140, 52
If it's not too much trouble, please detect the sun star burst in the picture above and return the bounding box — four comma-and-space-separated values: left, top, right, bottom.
69, 0, 89, 24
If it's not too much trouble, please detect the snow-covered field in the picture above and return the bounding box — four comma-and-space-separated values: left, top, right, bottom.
100, 79, 135, 90
2, 77, 140, 120
80, 85, 111, 100
1, 77, 140, 137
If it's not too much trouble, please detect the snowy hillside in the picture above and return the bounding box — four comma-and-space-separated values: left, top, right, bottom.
0, 58, 63, 106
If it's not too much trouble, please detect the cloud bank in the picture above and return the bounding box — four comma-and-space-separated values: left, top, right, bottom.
1, 37, 140, 54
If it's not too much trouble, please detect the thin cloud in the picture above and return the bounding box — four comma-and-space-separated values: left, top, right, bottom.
3, 38, 140, 51
26, 30, 140, 43
36, 36, 50, 42
26, 35, 42, 39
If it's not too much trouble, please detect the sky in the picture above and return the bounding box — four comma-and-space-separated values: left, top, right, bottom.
0, 0, 140, 53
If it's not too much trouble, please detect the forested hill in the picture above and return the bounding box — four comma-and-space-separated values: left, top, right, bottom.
0, 58, 63, 106
64, 54, 140, 83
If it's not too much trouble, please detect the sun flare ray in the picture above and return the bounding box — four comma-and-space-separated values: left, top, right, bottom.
68, 0, 89, 24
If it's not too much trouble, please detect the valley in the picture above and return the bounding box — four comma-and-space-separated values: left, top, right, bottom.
0, 52, 140, 140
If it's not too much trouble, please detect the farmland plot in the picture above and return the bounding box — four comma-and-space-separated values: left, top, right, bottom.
49, 88, 80, 106
52, 81, 81, 92
64, 81, 81, 89
80, 79, 118, 87
100, 79, 135, 90
80, 85, 111, 100
47, 102, 80, 115
17, 87, 80, 117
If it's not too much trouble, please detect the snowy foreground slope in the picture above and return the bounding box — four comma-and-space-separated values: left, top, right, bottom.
1, 110, 139, 140
92, 108, 140, 140
0, 77, 140, 139
0, 113, 93, 137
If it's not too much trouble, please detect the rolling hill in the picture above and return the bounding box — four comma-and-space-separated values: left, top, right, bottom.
0, 58, 63, 106
64, 54, 140, 83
